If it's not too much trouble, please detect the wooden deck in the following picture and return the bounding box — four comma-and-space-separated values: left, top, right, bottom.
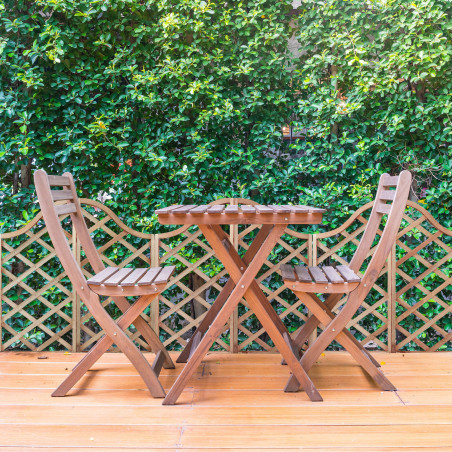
0, 351, 451, 451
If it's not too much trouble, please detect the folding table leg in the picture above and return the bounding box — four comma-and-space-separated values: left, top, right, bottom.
177, 226, 274, 363
53, 294, 165, 398
176, 277, 233, 363
213, 225, 290, 338
205, 224, 321, 401
285, 291, 396, 393
163, 224, 322, 405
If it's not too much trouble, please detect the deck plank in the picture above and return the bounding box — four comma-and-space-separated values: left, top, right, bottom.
180, 425, 452, 449
1, 373, 451, 391
0, 351, 450, 449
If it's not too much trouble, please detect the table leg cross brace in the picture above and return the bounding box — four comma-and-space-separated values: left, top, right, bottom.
177, 225, 282, 363
163, 224, 322, 405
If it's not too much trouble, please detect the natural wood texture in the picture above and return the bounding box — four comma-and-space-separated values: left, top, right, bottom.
2, 191, 451, 355
282, 172, 412, 395
161, 204, 327, 404
33, 170, 175, 398
86, 266, 169, 297
159, 212, 324, 225
0, 351, 450, 450
163, 221, 323, 404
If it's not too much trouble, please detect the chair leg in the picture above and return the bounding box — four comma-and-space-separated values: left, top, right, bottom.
287, 293, 381, 369
285, 292, 396, 393
53, 295, 165, 398
111, 295, 174, 369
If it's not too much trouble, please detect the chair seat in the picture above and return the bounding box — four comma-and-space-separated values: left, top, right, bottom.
87, 266, 175, 296
280, 264, 360, 293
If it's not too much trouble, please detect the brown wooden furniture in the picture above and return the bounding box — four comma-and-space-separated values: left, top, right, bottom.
157, 203, 326, 404
34, 170, 175, 398
281, 171, 412, 394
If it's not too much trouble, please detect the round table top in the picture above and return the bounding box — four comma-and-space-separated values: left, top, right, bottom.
156, 204, 326, 225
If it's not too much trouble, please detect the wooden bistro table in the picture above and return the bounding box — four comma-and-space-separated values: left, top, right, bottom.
156, 203, 326, 405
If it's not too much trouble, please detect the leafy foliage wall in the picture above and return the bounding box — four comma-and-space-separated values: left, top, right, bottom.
1, 0, 451, 233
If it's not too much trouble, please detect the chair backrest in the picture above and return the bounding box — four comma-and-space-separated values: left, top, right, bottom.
349, 170, 412, 288
34, 170, 106, 294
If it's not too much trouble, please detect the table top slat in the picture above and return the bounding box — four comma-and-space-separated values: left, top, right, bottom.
207, 205, 225, 214
156, 203, 324, 225
254, 205, 274, 214
240, 205, 256, 213
189, 205, 209, 214
268, 205, 292, 213
173, 205, 197, 215
155, 205, 183, 215
225, 205, 239, 214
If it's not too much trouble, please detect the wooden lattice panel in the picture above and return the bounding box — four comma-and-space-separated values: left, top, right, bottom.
1, 214, 74, 351
393, 202, 452, 351
1, 198, 451, 352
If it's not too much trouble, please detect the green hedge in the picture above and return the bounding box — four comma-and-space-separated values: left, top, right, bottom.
1, 0, 451, 232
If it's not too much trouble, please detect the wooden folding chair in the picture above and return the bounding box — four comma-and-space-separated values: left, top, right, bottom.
280, 171, 412, 393
34, 169, 175, 398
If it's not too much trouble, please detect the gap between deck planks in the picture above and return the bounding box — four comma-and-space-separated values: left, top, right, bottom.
0, 352, 451, 450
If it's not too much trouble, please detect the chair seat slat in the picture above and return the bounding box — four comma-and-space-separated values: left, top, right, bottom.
322, 266, 344, 284
55, 204, 77, 215
294, 265, 312, 283
120, 268, 149, 286
280, 264, 296, 281
308, 266, 329, 283
103, 268, 134, 286
137, 268, 162, 285
87, 267, 119, 285
153, 265, 176, 284
335, 265, 361, 282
